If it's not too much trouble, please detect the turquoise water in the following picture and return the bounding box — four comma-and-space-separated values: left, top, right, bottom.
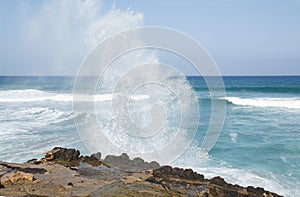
0, 76, 299, 196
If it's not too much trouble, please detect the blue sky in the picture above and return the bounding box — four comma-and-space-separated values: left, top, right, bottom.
0, 0, 299, 75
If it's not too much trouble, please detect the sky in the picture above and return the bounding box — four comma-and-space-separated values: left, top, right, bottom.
0, 0, 299, 75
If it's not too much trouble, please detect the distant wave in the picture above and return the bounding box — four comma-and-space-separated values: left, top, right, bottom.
226, 86, 300, 93
193, 86, 300, 93
0, 89, 149, 103
0, 89, 72, 102
225, 97, 300, 109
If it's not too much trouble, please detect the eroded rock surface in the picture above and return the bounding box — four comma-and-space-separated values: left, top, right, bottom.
103, 153, 160, 171
147, 166, 282, 197
0, 147, 283, 197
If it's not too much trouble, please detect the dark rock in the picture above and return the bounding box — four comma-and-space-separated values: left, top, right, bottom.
149, 161, 160, 167
79, 151, 159, 171
104, 153, 130, 165
159, 165, 172, 174
103, 153, 160, 172
69, 166, 78, 171
147, 165, 282, 197
120, 153, 130, 161
246, 186, 278, 197
210, 176, 226, 186
151, 165, 204, 182
132, 157, 144, 165
92, 152, 101, 160
20, 167, 46, 174
43, 147, 80, 165
82, 155, 99, 166
0, 162, 46, 174
82, 155, 111, 168
27, 159, 41, 165
67, 182, 73, 187
40, 147, 110, 168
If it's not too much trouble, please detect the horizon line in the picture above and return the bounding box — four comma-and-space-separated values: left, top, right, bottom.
0, 74, 299, 77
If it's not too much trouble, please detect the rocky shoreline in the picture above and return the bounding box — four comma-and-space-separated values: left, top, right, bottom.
0, 147, 282, 196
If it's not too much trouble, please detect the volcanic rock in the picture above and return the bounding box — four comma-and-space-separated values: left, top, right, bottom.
0, 147, 283, 197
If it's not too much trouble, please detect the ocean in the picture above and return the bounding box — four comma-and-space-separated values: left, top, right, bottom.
0, 76, 299, 196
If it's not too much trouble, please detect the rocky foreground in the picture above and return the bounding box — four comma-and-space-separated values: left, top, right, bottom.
0, 147, 282, 197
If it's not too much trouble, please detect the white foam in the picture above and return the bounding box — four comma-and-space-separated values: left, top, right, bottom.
76, 94, 113, 102
130, 94, 150, 100
171, 145, 295, 197
225, 97, 300, 109
193, 166, 292, 196
229, 132, 238, 143
0, 107, 74, 136
0, 89, 72, 102
0, 89, 150, 103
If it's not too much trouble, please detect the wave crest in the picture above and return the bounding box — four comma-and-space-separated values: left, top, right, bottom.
0, 89, 149, 103
225, 97, 300, 109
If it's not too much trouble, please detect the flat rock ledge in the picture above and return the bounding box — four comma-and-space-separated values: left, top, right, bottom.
0, 147, 282, 197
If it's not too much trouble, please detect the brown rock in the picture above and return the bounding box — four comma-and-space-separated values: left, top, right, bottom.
40, 147, 110, 168
43, 147, 81, 165
1, 171, 35, 186
0, 148, 283, 197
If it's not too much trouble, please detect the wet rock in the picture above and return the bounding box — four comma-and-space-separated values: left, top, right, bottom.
246, 186, 278, 197
151, 165, 204, 182
147, 165, 282, 197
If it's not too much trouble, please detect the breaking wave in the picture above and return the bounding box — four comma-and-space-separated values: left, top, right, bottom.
225, 97, 300, 109
0, 89, 149, 103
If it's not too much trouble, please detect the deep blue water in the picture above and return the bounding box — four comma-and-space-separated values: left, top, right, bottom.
0, 76, 299, 196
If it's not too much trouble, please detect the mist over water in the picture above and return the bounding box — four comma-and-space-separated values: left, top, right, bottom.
1, 0, 145, 75
1, 1, 299, 196
0, 76, 299, 196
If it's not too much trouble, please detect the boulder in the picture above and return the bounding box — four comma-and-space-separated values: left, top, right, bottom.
43, 147, 81, 166
40, 147, 111, 168
104, 153, 160, 171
